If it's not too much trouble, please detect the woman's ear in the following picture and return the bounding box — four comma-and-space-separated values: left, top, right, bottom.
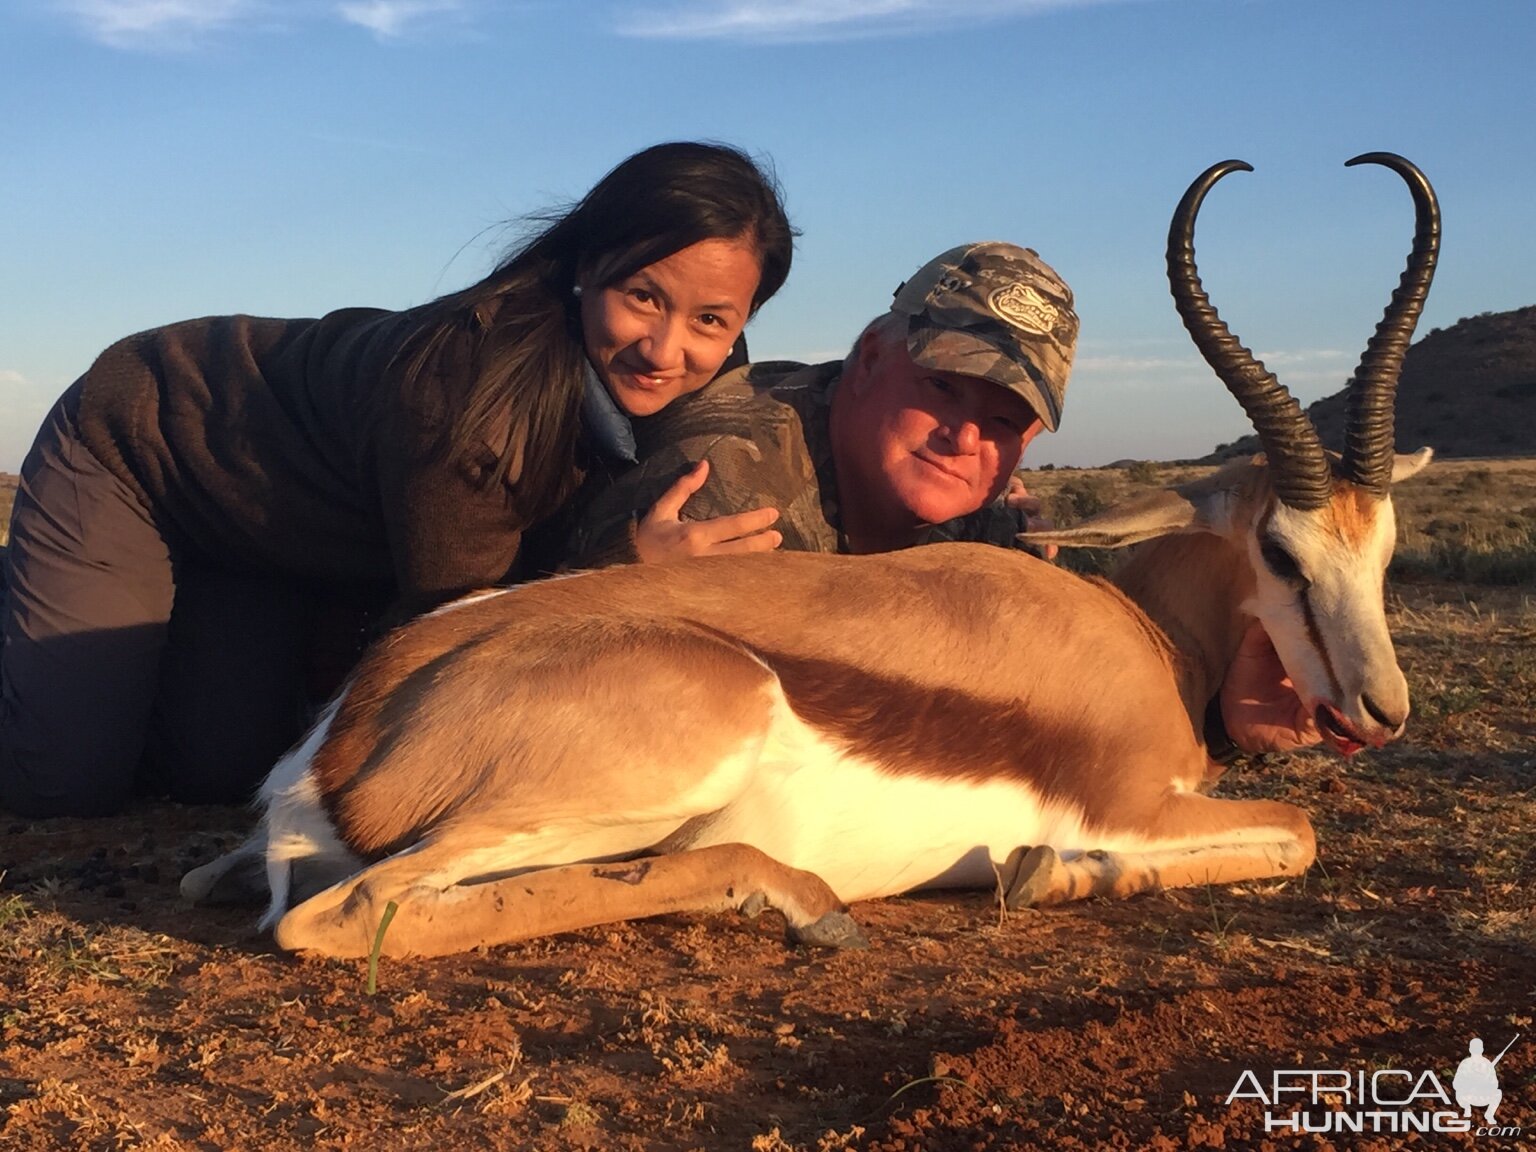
716, 334, 750, 378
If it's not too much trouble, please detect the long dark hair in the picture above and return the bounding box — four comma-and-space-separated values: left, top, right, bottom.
397, 141, 795, 518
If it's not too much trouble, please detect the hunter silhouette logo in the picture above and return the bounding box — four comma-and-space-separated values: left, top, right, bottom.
1455, 1035, 1518, 1124
1224, 1033, 1522, 1138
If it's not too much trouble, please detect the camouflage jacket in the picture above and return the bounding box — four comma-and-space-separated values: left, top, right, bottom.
566, 360, 1030, 568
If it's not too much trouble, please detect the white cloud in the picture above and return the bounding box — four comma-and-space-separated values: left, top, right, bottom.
1070, 347, 1354, 397
610, 0, 1126, 43
1074, 353, 1191, 374
1251, 348, 1351, 367
336, 0, 462, 39
51, 0, 470, 49
54, 0, 259, 49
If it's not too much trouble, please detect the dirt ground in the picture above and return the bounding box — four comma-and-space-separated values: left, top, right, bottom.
1, 581, 1532, 1151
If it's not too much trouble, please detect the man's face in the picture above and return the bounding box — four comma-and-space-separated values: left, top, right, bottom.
838, 329, 1044, 532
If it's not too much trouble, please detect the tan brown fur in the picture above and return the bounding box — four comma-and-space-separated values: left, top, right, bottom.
320, 615, 782, 859
1323, 481, 1386, 549
1110, 535, 1255, 723
271, 842, 857, 959
309, 546, 1217, 859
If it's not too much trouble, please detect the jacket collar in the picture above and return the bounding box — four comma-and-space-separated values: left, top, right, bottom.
580, 363, 638, 464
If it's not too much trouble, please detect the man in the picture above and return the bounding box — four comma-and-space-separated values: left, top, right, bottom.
569, 240, 1319, 757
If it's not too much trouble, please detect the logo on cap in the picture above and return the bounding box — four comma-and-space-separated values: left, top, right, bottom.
988, 281, 1059, 337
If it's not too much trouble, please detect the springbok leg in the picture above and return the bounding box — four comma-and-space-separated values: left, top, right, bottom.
273, 841, 864, 958
181, 837, 268, 905
1003, 793, 1316, 907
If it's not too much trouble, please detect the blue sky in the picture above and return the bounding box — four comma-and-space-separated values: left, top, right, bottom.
2, 0, 1532, 470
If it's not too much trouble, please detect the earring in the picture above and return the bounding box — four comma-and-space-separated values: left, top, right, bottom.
572, 284, 584, 298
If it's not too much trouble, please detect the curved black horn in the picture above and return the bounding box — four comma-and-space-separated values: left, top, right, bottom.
1167, 161, 1333, 510
1340, 152, 1440, 496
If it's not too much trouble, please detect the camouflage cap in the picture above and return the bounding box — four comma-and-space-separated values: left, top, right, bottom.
890, 241, 1078, 431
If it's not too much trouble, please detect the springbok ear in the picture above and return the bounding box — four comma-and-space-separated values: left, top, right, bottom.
1021, 488, 1206, 550
1391, 447, 1433, 484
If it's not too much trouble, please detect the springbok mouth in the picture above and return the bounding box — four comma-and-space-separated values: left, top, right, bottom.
1315, 704, 1366, 758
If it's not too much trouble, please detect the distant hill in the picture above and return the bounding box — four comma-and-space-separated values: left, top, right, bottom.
1198, 305, 1536, 463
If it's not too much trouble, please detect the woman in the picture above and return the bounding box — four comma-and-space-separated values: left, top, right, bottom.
0, 141, 793, 818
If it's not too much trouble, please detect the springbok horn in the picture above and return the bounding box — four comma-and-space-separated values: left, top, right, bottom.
1340, 152, 1440, 497
1167, 161, 1333, 510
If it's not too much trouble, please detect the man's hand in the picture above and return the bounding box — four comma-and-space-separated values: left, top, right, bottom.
1006, 474, 1058, 561
1219, 621, 1324, 754
634, 460, 782, 564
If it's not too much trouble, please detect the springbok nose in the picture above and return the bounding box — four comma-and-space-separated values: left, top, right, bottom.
1361, 692, 1408, 733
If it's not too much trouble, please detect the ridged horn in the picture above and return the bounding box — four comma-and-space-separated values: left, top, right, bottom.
1341, 152, 1440, 496
1167, 161, 1333, 510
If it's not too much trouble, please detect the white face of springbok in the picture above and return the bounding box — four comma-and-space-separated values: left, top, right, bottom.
1238, 451, 1431, 753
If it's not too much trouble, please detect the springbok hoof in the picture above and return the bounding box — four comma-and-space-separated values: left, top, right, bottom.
788, 910, 868, 950
181, 850, 268, 906
738, 891, 769, 919
1003, 845, 1066, 910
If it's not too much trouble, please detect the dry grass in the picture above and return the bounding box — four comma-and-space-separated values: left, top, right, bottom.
0, 887, 180, 992
1390, 458, 1536, 583
1023, 456, 1536, 584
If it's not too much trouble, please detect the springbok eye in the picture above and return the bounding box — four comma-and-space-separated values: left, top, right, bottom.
1259, 539, 1308, 589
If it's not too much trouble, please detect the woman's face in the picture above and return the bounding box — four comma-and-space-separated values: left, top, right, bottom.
580, 236, 762, 417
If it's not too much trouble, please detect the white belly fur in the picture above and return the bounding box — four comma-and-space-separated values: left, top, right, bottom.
665, 691, 1298, 903
666, 694, 1088, 903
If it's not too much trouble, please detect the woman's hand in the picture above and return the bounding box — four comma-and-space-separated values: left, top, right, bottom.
1006, 474, 1058, 561
1219, 621, 1324, 754
635, 460, 782, 564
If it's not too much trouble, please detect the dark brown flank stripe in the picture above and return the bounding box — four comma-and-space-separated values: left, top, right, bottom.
758, 649, 1100, 810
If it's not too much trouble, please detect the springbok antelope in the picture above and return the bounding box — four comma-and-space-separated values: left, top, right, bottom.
184, 153, 1437, 959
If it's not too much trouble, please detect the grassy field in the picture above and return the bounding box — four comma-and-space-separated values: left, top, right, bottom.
1023, 455, 1536, 586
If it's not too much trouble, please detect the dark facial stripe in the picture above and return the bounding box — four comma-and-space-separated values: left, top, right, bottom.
1298, 591, 1342, 701
1259, 497, 1343, 701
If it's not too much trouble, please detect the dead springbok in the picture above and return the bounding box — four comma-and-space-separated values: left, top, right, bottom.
184, 153, 1438, 959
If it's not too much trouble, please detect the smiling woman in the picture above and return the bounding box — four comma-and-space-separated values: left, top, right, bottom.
579, 237, 765, 416
0, 141, 795, 819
